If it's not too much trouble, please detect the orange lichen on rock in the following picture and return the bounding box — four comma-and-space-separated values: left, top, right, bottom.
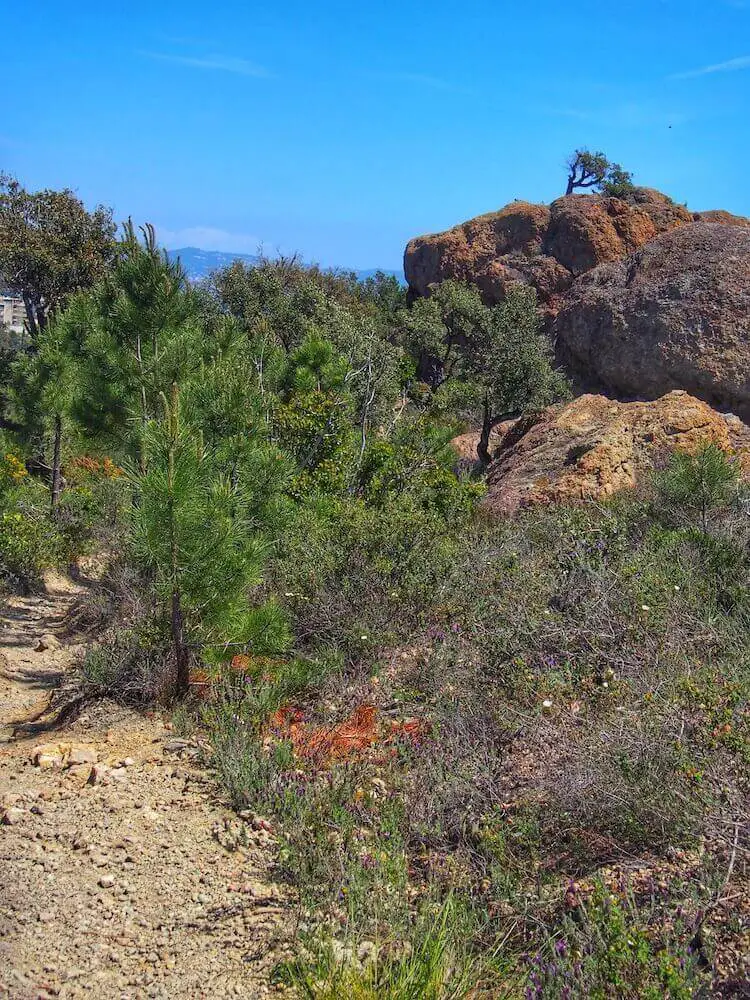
483, 391, 750, 515
403, 188, 709, 313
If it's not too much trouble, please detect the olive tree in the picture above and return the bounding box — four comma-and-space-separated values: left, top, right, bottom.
0, 174, 116, 337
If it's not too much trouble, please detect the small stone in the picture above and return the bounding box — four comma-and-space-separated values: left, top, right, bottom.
121, 757, 135, 768
88, 764, 111, 785
98, 875, 115, 889
2, 807, 25, 825
31, 744, 67, 769
357, 940, 378, 964
66, 764, 91, 779
34, 633, 60, 652
68, 747, 98, 766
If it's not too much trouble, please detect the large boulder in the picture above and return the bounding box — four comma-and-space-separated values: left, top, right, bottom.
553, 223, 750, 420
483, 391, 750, 516
404, 188, 699, 313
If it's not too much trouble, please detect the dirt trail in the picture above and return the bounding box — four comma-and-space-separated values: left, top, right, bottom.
0, 574, 291, 1000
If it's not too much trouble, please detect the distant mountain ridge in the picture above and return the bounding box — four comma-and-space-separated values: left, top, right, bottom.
166, 247, 404, 285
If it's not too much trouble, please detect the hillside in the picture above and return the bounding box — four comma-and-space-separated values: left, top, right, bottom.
2, 171, 749, 1000
167, 246, 405, 285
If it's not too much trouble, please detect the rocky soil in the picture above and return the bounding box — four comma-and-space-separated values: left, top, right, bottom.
0, 573, 291, 1000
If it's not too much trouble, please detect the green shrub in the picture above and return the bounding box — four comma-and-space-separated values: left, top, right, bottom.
0, 454, 66, 591
80, 626, 174, 703
524, 884, 704, 999
655, 444, 741, 533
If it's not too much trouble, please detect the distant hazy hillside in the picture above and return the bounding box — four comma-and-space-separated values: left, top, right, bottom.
166, 247, 404, 285
166, 247, 259, 281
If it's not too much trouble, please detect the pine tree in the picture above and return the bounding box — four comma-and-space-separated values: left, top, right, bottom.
9, 311, 80, 509
130, 384, 289, 697
656, 444, 740, 533
71, 223, 205, 470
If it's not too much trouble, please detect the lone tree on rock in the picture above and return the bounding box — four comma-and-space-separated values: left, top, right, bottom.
565, 149, 634, 197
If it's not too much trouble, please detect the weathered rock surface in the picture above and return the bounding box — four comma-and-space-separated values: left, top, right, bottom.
553, 223, 750, 421
694, 209, 750, 227
483, 391, 750, 515
404, 188, 708, 311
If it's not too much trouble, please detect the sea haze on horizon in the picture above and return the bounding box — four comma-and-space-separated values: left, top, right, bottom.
166, 247, 406, 285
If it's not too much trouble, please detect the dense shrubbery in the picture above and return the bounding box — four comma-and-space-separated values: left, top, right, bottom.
206, 472, 750, 996
2, 189, 748, 997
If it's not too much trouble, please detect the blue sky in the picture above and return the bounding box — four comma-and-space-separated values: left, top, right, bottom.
5, 0, 750, 268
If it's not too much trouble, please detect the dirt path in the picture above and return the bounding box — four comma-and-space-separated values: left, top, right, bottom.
0, 574, 291, 1000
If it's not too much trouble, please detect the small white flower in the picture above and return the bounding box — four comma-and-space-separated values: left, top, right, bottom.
641, 604, 651, 611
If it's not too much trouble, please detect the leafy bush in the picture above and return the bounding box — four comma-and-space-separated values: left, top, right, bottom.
525, 884, 703, 999
0, 452, 65, 591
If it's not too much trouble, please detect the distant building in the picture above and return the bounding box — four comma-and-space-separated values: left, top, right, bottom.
1, 291, 25, 333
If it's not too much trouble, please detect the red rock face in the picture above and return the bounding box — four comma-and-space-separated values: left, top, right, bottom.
482, 391, 750, 516
403, 188, 736, 315
553, 223, 750, 422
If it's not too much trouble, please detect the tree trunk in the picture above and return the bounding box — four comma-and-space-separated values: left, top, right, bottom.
135, 333, 148, 472
565, 176, 575, 196
50, 413, 63, 511
477, 397, 494, 466
171, 588, 189, 697
166, 386, 189, 697
478, 402, 517, 466
22, 294, 39, 340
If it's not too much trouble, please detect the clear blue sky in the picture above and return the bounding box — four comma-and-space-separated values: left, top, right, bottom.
5, 1, 750, 269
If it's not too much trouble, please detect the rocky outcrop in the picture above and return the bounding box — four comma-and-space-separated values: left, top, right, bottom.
694, 210, 750, 227
404, 188, 701, 312
553, 223, 750, 421
483, 391, 750, 516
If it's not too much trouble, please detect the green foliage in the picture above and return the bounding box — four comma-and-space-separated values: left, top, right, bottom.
288, 897, 496, 1000
400, 280, 568, 461
525, 885, 702, 999
130, 385, 290, 694
601, 164, 637, 199
62, 223, 207, 468
566, 149, 635, 197
0, 173, 116, 337
655, 443, 741, 532
0, 451, 65, 590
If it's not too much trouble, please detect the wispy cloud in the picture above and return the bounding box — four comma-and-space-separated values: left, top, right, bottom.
140, 51, 270, 78
670, 54, 750, 79
157, 226, 262, 254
